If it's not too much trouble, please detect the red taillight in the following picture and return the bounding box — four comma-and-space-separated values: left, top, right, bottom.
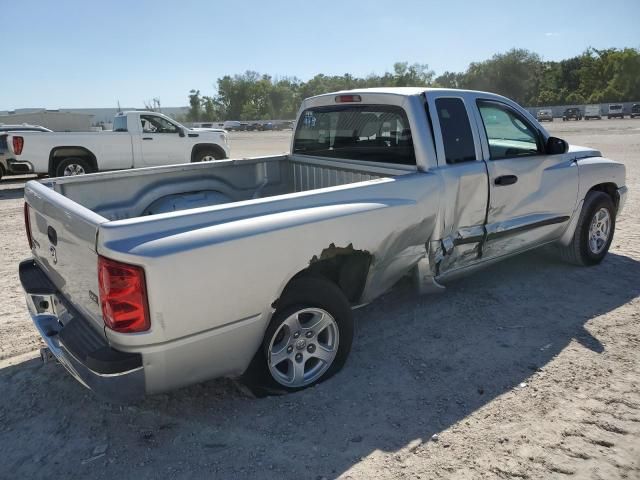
12, 136, 24, 155
24, 203, 33, 249
335, 94, 362, 103
98, 256, 150, 333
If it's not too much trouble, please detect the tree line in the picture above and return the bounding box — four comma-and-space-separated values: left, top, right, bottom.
184, 47, 640, 122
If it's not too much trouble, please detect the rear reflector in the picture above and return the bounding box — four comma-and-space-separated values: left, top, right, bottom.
335, 94, 362, 103
98, 256, 150, 333
24, 203, 33, 249
12, 136, 24, 155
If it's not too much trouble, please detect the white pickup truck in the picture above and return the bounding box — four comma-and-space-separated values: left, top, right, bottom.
19, 88, 627, 401
6, 111, 230, 177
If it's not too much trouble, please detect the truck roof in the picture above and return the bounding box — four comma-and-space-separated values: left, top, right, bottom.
307, 86, 500, 100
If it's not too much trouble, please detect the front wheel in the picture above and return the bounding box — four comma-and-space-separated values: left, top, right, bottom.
194, 148, 224, 163
242, 276, 354, 394
558, 191, 616, 266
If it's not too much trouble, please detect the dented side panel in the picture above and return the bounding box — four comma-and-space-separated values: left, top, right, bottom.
428, 161, 489, 274
98, 171, 442, 392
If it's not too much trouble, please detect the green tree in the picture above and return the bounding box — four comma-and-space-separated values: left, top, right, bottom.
461, 49, 543, 104
186, 48, 640, 119
188, 90, 202, 121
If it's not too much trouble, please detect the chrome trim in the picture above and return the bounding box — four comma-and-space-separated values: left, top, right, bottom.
24, 291, 145, 402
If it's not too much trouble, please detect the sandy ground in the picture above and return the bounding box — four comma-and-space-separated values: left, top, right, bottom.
0, 123, 638, 479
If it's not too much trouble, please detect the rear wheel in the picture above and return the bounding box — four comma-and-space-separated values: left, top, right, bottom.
558, 191, 616, 266
242, 276, 354, 394
54, 157, 93, 177
0, 164, 4, 181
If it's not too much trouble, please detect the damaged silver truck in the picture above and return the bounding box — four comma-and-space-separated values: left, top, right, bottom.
20, 88, 627, 401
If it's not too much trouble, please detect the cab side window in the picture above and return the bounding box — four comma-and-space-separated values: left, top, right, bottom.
140, 115, 179, 134
435, 98, 476, 164
477, 100, 541, 159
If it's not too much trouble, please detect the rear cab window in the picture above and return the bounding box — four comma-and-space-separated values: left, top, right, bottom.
434, 98, 476, 164
113, 116, 127, 132
293, 105, 416, 165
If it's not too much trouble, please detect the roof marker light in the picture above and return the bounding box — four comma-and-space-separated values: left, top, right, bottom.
335, 95, 362, 103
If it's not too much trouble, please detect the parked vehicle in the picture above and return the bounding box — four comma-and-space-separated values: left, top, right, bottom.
6, 112, 229, 177
630, 104, 640, 119
273, 121, 294, 130
562, 107, 582, 121
536, 109, 553, 122
19, 88, 627, 401
584, 105, 602, 120
608, 104, 625, 119
222, 121, 242, 131
0, 124, 52, 179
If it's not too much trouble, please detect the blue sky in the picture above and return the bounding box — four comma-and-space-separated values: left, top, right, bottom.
2, 0, 638, 109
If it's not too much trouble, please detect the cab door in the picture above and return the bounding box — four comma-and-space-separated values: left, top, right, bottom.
473, 99, 579, 259
425, 93, 489, 274
139, 114, 186, 166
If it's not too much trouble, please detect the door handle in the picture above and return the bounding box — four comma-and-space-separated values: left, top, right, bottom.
142, 137, 153, 140
494, 175, 518, 186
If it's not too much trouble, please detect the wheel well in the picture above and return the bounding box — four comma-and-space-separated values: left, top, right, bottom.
588, 183, 619, 209
49, 147, 98, 174
275, 245, 372, 308
191, 143, 226, 162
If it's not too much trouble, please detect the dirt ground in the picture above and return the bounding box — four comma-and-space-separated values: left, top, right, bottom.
0, 123, 638, 479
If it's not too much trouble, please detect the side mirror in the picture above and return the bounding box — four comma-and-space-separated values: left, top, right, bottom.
178, 127, 185, 138
546, 136, 568, 155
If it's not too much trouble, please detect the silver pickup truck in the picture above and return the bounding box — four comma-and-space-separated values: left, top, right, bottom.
20, 88, 627, 401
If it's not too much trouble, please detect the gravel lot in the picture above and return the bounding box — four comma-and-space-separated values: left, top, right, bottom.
0, 123, 638, 479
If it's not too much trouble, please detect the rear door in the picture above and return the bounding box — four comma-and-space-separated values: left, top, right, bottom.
473, 98, 578, 259
424, 92, 489, 273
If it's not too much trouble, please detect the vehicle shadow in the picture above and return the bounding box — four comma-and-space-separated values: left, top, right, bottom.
0, 175, 37, 185
0, 186, 26, 200
1, 251, 638, 479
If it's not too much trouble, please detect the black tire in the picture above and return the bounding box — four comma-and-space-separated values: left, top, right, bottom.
242, 276, 354, 395
558, 191, 616, 266
0, 164, 4, 181
193, 148, 224, 163
54, 157, 93, 177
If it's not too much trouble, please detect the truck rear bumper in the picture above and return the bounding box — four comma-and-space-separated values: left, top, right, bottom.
7, 159, 34, 174
19, 259, 145, 402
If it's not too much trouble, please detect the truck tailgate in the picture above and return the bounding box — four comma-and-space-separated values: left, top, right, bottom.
24, 180, 108, 332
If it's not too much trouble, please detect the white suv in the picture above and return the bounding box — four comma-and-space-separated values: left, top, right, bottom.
607, 104, 625, 119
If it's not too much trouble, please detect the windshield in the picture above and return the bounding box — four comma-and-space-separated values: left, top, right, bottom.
293, 105, 415, 165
